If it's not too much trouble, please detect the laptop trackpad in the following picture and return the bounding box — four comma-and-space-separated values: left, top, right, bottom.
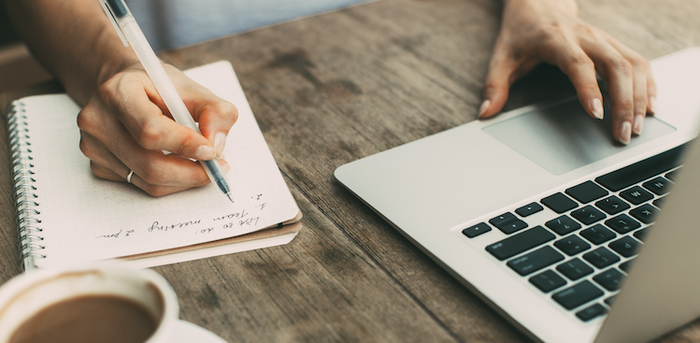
482, 98, 676, 175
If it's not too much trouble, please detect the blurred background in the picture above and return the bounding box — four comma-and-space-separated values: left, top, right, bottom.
126, 0, 371, 52
0, 0, 372, 92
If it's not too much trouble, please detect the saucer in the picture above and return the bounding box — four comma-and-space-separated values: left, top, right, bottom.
173, 319, 228, 343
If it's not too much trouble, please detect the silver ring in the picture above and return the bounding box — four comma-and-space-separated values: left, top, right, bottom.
126, 170, 135, 184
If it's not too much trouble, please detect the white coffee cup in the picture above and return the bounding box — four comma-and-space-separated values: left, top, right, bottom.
0, 261, 179, 343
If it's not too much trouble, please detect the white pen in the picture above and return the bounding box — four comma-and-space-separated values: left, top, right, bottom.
98, 0, 234, 203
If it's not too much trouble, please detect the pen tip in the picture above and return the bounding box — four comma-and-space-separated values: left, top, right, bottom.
227, 193, 235, 203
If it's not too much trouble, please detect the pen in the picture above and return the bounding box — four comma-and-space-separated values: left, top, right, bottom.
98, 0, 234, 203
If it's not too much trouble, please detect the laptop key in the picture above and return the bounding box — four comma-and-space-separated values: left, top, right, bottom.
595, 144, 686, 191
593, 268, 625, 291
665, 168, 680, 181
619, 259, 634, 273
541, 193, 579, 214
489, 212, 528, 234
576, 303, 608, 322
619, 186, 654, 205
498, 220, 529, 234
545, 215, 581, 235
595, 195, 631, 215
642, 176, 672, 195
634, 227, 650, 241
571, 205, 606, 225
554, 235, 591, 256
462, 222, 492, 238
516, 202, 544, 217
530, 270, 567, 293
583, 247, 620, 269
629, 204, 658, 224
507, 246, 564, 276
556, 258, 594, 281
485, 226, 555, 261
580, 224, 616, 245
552, 280, 604, 310
609, 236, 641, 258
605, 214, 641, 234
566, 181, 609, 204
489, 212, 517, 227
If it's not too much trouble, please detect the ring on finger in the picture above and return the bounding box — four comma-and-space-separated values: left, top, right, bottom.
126, 170, 135, 184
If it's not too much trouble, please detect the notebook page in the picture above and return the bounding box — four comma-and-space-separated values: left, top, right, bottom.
21, 61, 299, 268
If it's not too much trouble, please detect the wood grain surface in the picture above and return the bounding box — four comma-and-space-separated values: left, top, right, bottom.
2, 0, 700, 342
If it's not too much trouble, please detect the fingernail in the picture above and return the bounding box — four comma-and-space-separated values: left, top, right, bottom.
194, 145, 216, 160
591, 98, 604, 119
478, 100, 491, 118
214, 132, 227, 157
649, 96, 657, 114
632, 114, 644, 135
219, 159, 231, 174
619, 121, 632, 145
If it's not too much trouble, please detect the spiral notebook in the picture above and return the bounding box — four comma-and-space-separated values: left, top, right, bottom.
6, 61, 302, 270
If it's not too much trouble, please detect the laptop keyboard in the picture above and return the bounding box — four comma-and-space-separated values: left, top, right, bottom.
462, 144, 687, 322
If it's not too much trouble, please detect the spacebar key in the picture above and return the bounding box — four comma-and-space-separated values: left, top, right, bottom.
486, 226, 555, 261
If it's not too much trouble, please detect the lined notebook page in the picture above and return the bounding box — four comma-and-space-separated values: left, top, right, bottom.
22, 61, 299, 269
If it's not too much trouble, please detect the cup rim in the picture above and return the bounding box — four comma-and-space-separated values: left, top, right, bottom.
0, 260, 179, 343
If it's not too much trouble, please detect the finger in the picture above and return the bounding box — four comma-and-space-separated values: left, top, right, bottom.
481, 42, 539, 118
80, 124, 211, 188
605, 39, 657, 134
166, 66, 238, 157
580, 30, 646, 144
536, 35, 605, 120
481, 58, 511, 118
79, 130, 129, 179
630, 64, 648, 136
118, 142, 212, 188
604, 38, 657, 112
647, 70, 658, 115
556, 52, 604, 120
608, 37, 656, 134
187, 99, 237, 157
594, 54, 634, 144
100, 74, 218, 162
90, 161, 126, 182
90, 162, 207, 197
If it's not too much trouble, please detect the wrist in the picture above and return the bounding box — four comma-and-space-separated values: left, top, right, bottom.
63, 24, 140, 104
94, 28, 140, 88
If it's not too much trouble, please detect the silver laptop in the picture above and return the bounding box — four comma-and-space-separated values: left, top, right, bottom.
334, 48, 700, 343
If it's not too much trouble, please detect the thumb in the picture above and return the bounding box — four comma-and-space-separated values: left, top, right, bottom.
480, 44, 542, 119
479, 54, 514, 119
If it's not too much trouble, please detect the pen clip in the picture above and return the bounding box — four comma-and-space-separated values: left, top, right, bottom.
97, 0, 128, 47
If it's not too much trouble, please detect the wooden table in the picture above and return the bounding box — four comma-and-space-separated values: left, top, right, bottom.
2, 0, 700, 341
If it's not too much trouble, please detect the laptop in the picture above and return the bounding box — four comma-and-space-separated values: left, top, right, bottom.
334, 48, 700, 343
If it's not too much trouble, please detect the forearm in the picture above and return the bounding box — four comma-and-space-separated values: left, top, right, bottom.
4, 0, 139, 104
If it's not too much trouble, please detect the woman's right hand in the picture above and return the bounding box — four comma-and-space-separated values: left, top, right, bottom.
77, 62, 238, 196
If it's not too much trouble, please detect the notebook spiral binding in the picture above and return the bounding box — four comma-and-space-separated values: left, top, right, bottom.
7, 100, 45, 270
